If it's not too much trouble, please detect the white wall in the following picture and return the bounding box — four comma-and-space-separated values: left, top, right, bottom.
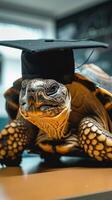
0, 51, 21, 117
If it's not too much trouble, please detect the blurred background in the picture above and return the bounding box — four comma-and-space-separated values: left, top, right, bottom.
0, 0, 111, 130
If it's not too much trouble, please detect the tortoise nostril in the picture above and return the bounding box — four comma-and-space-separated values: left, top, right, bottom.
31, 89, 35, 93
21, 102, 26, 106
28, 88, 35, 93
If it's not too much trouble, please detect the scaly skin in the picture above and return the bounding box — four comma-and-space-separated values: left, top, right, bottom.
79, 117, 112, 161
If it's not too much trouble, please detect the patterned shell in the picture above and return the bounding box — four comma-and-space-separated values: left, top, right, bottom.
4, 64, 112, 120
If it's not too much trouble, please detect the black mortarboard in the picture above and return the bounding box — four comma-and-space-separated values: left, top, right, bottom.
0, 39, 108, 83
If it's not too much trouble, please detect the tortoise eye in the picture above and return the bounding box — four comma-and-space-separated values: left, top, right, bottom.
47, 83, 59, 96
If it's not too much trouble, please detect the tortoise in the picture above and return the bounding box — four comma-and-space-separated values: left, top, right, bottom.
0, 39, 112, 166
0, 63, 112, 166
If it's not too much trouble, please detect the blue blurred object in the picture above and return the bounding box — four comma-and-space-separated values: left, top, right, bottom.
0, 117, 9, 131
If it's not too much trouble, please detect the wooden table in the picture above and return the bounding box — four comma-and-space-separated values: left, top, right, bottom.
0, 156, 112, 200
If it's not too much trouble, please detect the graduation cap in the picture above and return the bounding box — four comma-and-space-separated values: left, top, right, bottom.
0, 39, 108, 83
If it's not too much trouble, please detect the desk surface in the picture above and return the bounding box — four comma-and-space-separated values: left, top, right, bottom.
0, 156, 112, 200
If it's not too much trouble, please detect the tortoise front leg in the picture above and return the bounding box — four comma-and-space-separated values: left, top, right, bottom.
79, 117, 112, 161
0, 118, 35, 166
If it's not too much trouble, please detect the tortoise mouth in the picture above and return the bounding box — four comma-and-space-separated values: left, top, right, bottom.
20, 102, 64, 118
21, 101, 60, 111
27, 102, 60, 112
39, 104, 59, 111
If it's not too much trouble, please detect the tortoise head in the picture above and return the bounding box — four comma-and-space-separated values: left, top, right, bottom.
19, 79, 71, 138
